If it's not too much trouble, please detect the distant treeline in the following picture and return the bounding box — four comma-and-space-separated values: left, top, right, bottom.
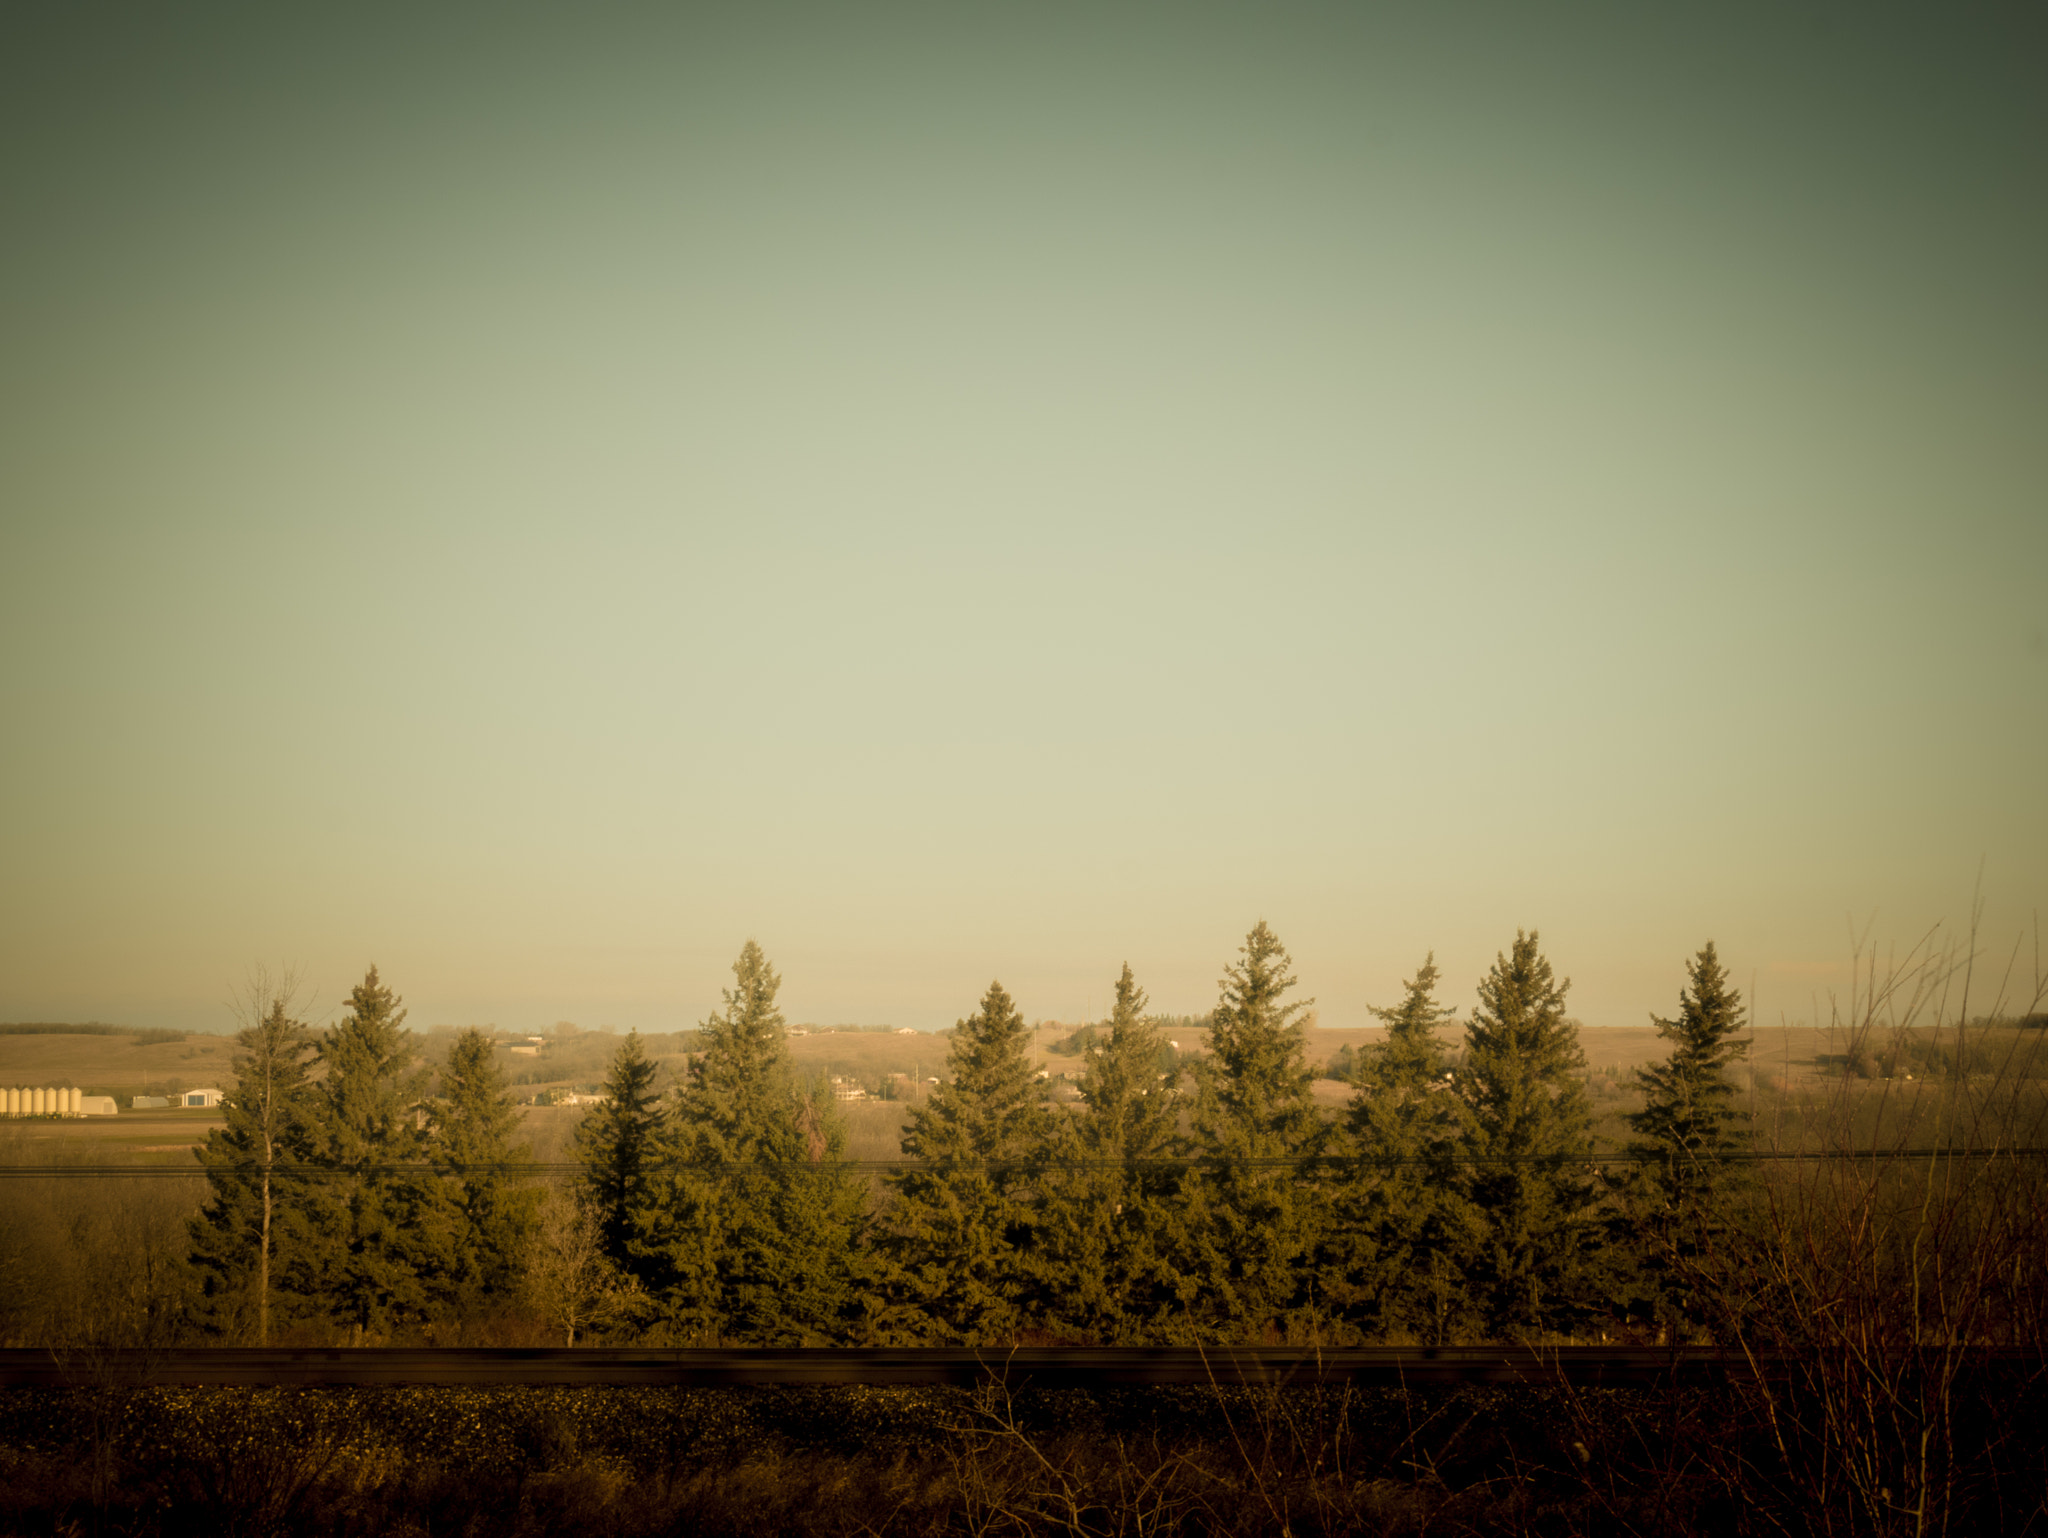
0, 1022, 184, 1045
1048, 1013, 1212, 1058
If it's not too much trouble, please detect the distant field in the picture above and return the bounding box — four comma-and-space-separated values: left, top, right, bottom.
8, 1022, 2033, 1166
0, 1107, 220, 1166
0, 1031, 229, 1102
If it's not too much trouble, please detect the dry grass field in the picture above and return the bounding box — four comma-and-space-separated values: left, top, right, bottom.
0, 1031, 230, 1099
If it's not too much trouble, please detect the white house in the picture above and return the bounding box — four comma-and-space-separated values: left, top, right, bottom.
181, 1088, 222, 1108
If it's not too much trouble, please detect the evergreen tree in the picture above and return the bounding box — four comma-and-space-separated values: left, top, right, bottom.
1327, 953, 1474, 1340
737, 1073, 876, 1344
886, 980, 1053, 1343
1627, 941, 1749, 1202
431, 1028, 536, 1313
636, 941, 870, 1343
1625, 942, 1751, 1324
1458, 932, 1597, 1335
306, 967, 457, 1341
573, 1029, 664, 1277
189, 972, 319, 1343
1190, 921, 1327, 1338
1033, 964, 1197, 1341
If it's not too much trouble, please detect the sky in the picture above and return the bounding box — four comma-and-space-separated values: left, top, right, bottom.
2, 3, 2043, 1037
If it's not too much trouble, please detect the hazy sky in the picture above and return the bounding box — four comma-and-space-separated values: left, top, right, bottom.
3, 4, 2043, 1036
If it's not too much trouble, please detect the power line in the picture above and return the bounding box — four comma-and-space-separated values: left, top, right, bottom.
4, 1147, 2046, 1179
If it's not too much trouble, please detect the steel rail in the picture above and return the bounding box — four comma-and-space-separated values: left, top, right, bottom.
6, 1345, 2035, 1389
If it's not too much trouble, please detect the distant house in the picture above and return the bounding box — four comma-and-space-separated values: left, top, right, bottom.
181, 1088, 222, 1108
509, 1045, 539, 1057
895, 1027, 917, 1035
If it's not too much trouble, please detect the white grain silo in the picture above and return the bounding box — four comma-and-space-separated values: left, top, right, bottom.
31, 1088, 45, 1115
3, 1087, 16, 1115
68, 1087, 81, 1115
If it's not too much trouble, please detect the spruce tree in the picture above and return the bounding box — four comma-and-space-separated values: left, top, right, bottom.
1327, 953, 1473, 1340
1627, 941, 1749, 1202
306, 967, 457, 1341
573, 1029, 664, 1277
431, 1028, 536, 1314
189, 974, 319, 1343
736, 1072, 876, 1344
887, 980, 1053, 1343
636, 941, 870, 1343
1458, 931, 1597, 1335
1625, 942, 1750, 1324
1033, 964, 1196, 1341
1190, 921, 1327, 1338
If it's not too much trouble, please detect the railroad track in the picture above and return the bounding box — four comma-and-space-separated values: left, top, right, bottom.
3, 1345, 2027, 1388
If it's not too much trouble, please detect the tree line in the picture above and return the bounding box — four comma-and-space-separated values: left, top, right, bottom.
190, 924, 1750, 1346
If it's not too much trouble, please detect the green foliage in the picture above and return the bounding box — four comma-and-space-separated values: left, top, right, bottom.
571, 1031, 663, 1276
304, 968, 457, 1341
1045, 1023, 1102, 1058
1033, 965, 1198, 1340
1327, 953, 1474, 1341
1190, 921, 1327, 1336
636, 941, 873, 1344
1458, 932, 1598, 1335
433, 1028, 537, 1309
1622, 943, 1750, 1329
887, 980, 1053, 1343
189, 990, 321, 1343
1627, 942, 1749, 1206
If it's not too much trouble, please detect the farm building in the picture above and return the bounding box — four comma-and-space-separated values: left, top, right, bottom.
3, 1086, 84, 1116
180, 1088, 222, 1108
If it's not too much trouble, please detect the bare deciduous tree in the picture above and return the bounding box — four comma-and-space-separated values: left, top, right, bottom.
523, 1185, 645, 1347
190, 965, 318, 1345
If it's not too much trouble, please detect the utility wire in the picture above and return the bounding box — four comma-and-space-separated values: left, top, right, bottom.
3, 1148, 2046, 1179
